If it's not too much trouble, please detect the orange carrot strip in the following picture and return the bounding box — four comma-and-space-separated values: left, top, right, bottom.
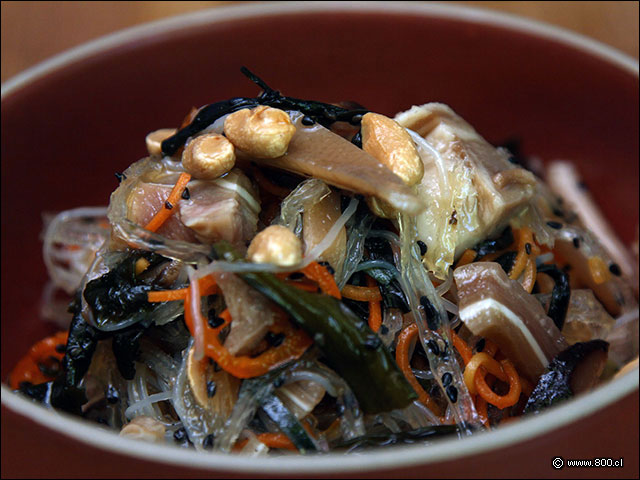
366, 275, 382, 333
147, 275, 218, 302
456, 249, 477, 267
474, 359, 522, 410
301, 261, 341, 299
395, 324, 441, 415
450, 330, 473, 365
144, 172, 191, 232
463, 352, 507, 395
341, 284, 383, 302
9, 331, 68, 389
184, 305, 312, 379
509, 227, 533, 280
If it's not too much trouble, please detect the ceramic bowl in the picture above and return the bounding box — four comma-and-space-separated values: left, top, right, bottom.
2, 2, 638, 478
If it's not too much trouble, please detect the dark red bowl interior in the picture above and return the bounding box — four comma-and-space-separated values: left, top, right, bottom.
2, 5, 638, 478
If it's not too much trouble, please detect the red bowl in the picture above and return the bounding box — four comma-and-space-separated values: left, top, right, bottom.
2, 3, 638, 478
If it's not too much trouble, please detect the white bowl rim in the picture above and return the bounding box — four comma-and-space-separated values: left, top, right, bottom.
1, 0, 638, 475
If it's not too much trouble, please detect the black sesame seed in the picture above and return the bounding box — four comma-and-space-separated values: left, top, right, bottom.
181, 187, 190, 200
379, 324, 389, 335
336, 403, 346, 416
55, 343, 66, 354
446, 385, 458, 403
442, 372, 453, 387
546, 221, 563, 229
173, 427, 187, 442
203, 434, 214, 449
427, 340, 440, 356
206, 381, 217, 398
417, 240, 428, 256
318, 261, 335, 275
301, 115, 315, 126
525, 243, 532, 255
552, 207, 565, 218
475, 338, 486, 353
572, 237, 581, 249
165, 201, 174, 210
273, 377, 285, 388
609, 263, 622, 276
420, 296, 441, 330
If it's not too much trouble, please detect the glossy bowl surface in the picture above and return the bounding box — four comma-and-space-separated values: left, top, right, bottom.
2, 2, 638, 478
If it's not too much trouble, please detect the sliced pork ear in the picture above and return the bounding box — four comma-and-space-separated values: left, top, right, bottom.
395, 103, 536, 278
127, 182, 199, 242
178, 169, 259, 247
454, 262, 567, 381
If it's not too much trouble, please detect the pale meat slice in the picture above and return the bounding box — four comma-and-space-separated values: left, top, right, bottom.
213, 271, 278, 356
246, 112, 425, 216
178, 169, 259, 247
302, 190, 347, 274
395, 103, 537, 277
127, 182, 199, 242
454, 262, 567, 381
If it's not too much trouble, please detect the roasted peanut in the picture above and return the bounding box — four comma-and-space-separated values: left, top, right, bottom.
247, 225, 302, 267
182, 133, 236, 180
361, 112, 424, 186
224, 106, 296, 158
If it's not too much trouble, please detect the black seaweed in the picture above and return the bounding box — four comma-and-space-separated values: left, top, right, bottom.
111, 324, 149, 380
494, 251, 518, 275
161, 67, 369, 156
536, 264, 570, 331
83, 251, 165, 329
473, 226, 514, 258
524, 340, 609, 414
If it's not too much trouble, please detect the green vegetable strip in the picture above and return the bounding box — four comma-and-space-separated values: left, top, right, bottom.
260, 394, 316, 453
212, 242, 417, 414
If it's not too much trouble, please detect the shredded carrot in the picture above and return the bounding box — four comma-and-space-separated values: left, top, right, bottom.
395, 323, 441, 415
450, 330, 473, 365
474, 359, 522, 410
463, 352, 507, 395
509, 227, 534, 280
300, 261, 341, 299
144, 172, 191, 232
9, 331, 68, 389
184, 306, 312, 379
341, 284, 383, 302
456, 249, 477, 267
366, 275, 382, 333
147, 275, 218, 302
